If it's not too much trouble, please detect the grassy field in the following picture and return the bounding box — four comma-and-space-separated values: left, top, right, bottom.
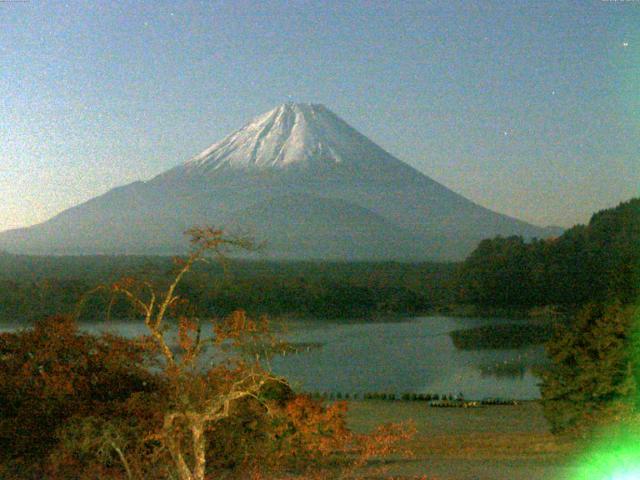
346, 400, 579, 479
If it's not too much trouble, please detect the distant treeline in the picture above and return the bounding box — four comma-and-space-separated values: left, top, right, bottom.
449, 323, 554, 350
455, 198, 640, 309
0, 257, 457, 322
3, 198, 636, 323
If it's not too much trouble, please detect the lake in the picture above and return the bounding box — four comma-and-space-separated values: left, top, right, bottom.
269, 316, 547, 400
1, 316, 548, 400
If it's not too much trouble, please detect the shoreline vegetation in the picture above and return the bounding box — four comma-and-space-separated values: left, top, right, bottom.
307, 392, 520, 405
449, 323, 554, 350
0, 251, 569, 325
435, 303, 569, 320
0, 256, 457, 323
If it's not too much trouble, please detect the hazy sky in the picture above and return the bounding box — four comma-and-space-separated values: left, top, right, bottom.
1, 0, 638, 232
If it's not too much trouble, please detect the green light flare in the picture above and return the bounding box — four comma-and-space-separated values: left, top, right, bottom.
569, 304, 640, 480
571, 427, 640, 480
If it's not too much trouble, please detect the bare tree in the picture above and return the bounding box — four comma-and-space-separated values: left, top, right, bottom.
104, 227, 279, 480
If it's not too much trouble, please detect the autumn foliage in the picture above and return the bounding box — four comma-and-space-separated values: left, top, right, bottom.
0, 227, 416, 479
0, 315, 158, 478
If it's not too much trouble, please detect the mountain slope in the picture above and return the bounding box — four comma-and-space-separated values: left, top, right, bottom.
0, 103, 559, 259
222, 193, 430, 260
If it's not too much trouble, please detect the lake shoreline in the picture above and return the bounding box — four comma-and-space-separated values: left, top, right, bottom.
347, 400, 577, 479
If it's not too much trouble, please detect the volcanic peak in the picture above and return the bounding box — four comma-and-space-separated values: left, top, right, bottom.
177, 103, 376, 175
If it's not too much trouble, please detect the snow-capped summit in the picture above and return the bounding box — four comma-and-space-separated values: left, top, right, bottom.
160, 103, 406, 181
186, 103, 348, 171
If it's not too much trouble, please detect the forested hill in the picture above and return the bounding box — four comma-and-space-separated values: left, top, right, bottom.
455, 198, 640, 308
0, 258, 456, 322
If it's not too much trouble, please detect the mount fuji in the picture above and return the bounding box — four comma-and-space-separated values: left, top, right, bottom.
0, 103, 560, 260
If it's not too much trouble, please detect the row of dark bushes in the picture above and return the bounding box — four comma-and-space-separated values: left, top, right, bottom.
306, 391, 517, 403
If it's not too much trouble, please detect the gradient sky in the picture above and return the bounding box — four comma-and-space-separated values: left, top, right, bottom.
1, 0, 638, 232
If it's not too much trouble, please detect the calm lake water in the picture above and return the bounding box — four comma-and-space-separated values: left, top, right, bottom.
1, 316, 547, 400
270, 316, 547, 400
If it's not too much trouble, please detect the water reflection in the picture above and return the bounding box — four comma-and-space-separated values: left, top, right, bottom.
270, 316, 547, 400
2, 315, 548, 400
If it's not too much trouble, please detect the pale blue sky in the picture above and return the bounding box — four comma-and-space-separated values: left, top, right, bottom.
1, 0, 638, 232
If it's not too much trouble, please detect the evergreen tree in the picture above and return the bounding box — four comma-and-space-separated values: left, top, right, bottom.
540, 302, 640, 435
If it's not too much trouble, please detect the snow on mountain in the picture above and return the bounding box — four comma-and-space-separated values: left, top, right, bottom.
187, 103, 337, 170
157, 103, 410, 182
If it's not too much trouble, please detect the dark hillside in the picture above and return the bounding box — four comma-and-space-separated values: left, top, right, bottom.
455, 198, 640, 308
0, 256, 457, 322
